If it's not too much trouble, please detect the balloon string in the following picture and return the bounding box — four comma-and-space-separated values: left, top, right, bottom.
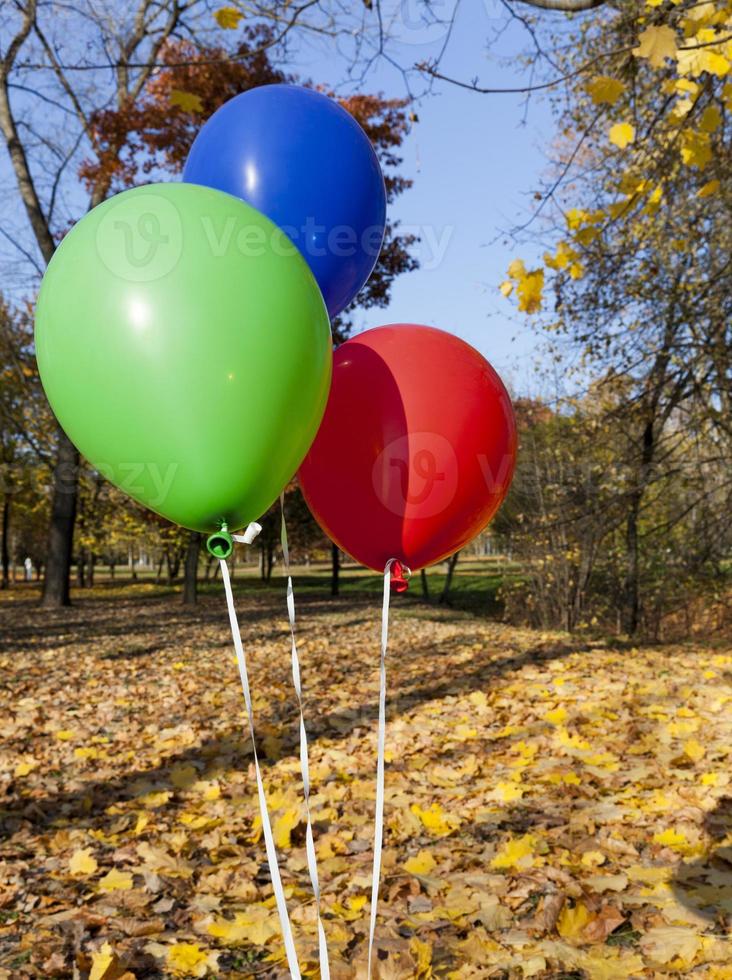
219, 557, 302, 979
367, 558, 397, 978
279, 494, 331, 978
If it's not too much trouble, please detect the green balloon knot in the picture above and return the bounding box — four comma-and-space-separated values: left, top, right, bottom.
206, 523, 234, 560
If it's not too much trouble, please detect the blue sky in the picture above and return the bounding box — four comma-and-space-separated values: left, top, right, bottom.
291, 1, 557, 390
0, 2, 559, 395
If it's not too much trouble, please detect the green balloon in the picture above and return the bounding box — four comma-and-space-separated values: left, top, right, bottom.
35, 183, 332, 532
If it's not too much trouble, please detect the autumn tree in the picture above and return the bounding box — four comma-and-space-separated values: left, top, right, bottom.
494, 0, 732, 634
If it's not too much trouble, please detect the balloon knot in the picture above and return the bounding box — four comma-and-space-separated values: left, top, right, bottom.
390, 560, 411, 594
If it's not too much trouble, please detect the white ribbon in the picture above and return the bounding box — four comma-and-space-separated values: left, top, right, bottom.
219, 552, 301, 979
367, 558, 397, 978
222, 517, 399, 978
279, 495, 331, 977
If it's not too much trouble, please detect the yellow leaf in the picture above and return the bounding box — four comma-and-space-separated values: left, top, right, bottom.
170, 90, 203, 113
544, 707, 568, 725
411, 803, 460, 837
677, 47, 730, 78
55, 729, 76, 741
683, 738, 706, 762
587, 76, 626, 105
640, 925, 701, 965
331, 894, 367, 921
89, 943, 115, 980
214, 7, 244, 29
69, 848, 98, 875
701, 771, 720, 785
208, 906, 279, 946
166, 942, 218, 978
581, 850, 606, 868
14, 760, 37, 777
652, 827, 689, 851
516, 268, 544, 314
490, 833, 537, 870
404, 849, 436, 875
134, 812, 150, 835
680, 130, 711, 168
98, 868, 133, 892
410, 937, 433, 977
507, 258, 526, 279
633, 25, 678, 68
138, 790, 171, 808
557, 901, 591, 940
565, 208, 590, 230
609, 123, 635, 149
74, 747, 100, 760
569, 262, 585, 280
492, 780, 524, 803
699, 104, 722, 132
273, 807, 300, 848
193, 780, 220, 801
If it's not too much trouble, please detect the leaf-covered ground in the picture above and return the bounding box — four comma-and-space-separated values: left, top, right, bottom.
1, 584, 731, 978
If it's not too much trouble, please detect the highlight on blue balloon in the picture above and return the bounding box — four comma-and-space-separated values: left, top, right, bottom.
183, 84, 386, 319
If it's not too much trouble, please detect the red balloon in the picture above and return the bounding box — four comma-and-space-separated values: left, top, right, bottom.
298, 324, 517, 572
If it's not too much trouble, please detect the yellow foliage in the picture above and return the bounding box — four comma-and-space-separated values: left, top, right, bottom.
516, 268, 544, 314
69, 848, 98, 875
609, 123, 635, 149
490, 833, 538, 870
97, 868, 133, 892
587, 76, 626, 105
680, 130, 712, 167
411, 802, 460, 836
165, 942, 217, 977
557, 900, 591, 940
410, 937, 433, 977
404, 849, 436, 875
89, 943, 115, 980
214, 7, 244, 29
169, 90, 203, 113
273, 807, 300, 848
634, 25, 678, 67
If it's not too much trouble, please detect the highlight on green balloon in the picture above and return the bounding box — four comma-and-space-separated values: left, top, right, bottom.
34, 182, 332, 533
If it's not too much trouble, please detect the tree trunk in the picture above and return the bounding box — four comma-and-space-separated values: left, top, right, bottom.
88, 553, 95, 588
265, 540, 274, 581
420, 568, 430, 601
182, 531, 201, 605
439, 551, 460, 605
331, 543, 340, 597
77, 550, 86, 588
41, 430, 79, 608
622, 418, 655, 635
621, 494, 641, 635
1, 492, 10, 589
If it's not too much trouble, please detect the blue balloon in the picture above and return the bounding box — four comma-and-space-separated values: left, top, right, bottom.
183, 84, 386, 318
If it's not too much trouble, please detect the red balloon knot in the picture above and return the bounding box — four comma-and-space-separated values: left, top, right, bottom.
390, 560, 410, 594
